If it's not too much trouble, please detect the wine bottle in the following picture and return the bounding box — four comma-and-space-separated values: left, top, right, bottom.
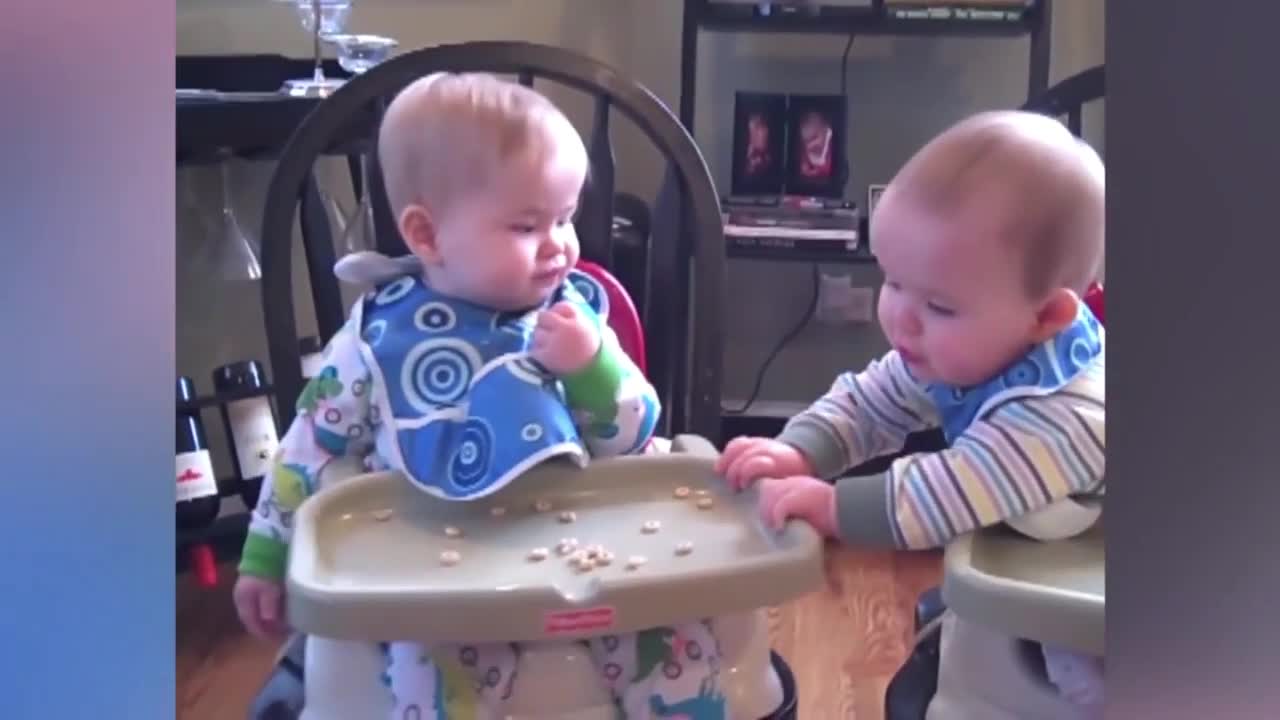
177, 376, 221, 589
177, 376, 221, 530
300, 336, 325, 379
214, 360, 279, 509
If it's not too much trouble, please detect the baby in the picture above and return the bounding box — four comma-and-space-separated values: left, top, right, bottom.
234, 74, 722, 719
717, 111, 1106, 713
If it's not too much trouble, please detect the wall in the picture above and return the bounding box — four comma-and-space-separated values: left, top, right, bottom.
177, 0, 1106, 452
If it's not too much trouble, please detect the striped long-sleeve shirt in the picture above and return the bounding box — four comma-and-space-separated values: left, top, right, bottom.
777, 350, 1105, 550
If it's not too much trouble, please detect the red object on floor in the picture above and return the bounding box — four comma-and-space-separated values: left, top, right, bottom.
189, 543, 219, 588
1083, 281, 1105, 326
573, 259, 648, 375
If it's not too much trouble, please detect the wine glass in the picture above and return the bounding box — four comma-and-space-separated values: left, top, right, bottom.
216, 157, 263, 282
276, 0, 353, 98
322, 34, 398, 256
325, 34, 398, 75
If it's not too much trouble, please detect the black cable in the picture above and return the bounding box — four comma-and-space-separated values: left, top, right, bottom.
837, 32, 855, 193
724, 34, 855, 416
724, 263, 821, 415
840, 32, 855, 97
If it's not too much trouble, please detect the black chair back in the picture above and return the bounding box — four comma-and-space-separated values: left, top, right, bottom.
258, 41, 725, 441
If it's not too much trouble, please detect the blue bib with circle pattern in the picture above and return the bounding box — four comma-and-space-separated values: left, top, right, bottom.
925, 303, 1104, 444
353, 270, 611, 500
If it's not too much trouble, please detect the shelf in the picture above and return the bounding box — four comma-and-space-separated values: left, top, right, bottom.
727, 239, 877, 264
694, 1, 1039, 37
176, 94, 377, 164
178, 384, 277, 413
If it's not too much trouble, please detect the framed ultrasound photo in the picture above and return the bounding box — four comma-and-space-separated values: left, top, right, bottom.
730, 92, 787, 196
784, 94, 847, 198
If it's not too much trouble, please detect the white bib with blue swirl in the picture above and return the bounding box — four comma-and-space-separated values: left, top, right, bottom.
925, 303, 1104, 444
352, 269, 610, 500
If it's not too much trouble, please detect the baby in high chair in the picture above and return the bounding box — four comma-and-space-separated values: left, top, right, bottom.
234, 73, 724, 719
718, 110, 1106, 713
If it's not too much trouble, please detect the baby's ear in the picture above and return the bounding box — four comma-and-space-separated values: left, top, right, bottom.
399, 204, 440, 264
1031, 288, 1079, 343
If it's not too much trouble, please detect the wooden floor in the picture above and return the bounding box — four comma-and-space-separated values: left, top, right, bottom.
178, 545, 941, 720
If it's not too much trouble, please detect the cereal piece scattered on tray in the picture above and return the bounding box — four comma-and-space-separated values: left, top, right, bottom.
695, 489, 711, 497
440, 550, 461, 566
371, 509, 394, 522
696, 497, 714, 510
674, 541, 694, 556
641, 520, 661, 534
490, 506, 507, 517
444, 525, 463, 538
527, 547, 549, 562
558, 510, 577, 524
556, 538, 579, 556
534, 499, 554, 513
625, 555, 647, 571
673, 486, 691, 499
595, 551, 614, 566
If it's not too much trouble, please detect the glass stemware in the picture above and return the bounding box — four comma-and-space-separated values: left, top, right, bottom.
217, 158, 263, 282
276, 0, 353, 98
322, 34, 398, 256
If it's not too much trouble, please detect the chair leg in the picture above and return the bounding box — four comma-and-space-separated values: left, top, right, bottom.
916, 586, 946, 631
885, 588, 946, 720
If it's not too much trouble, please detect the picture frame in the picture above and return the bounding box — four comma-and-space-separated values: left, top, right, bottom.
867, 183, 887, 219
783, 94, 847, 198
730, 92, 788, 196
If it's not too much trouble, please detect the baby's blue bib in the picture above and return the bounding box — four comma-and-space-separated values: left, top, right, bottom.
354, 270, 609, 500
925, 303, 1104, 444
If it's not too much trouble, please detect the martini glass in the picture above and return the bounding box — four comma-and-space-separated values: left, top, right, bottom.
217, 158, 263, 281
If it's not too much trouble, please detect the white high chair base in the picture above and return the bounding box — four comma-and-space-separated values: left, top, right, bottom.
926, 615, 1101, 720
301, 610, 783, 720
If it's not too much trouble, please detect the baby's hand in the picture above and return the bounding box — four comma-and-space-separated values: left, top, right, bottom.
757, 476, 838, 538
233, 574, 288, 639
530, 302, 600, 376
717, 437, 815, 491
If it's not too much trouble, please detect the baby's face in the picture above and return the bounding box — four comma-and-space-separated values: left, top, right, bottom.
426, 139, 587, 311
871, 189, 1045, 387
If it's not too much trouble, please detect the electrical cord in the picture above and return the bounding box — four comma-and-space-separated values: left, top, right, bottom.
725, 34, 855, 416
724, 263, 820, 414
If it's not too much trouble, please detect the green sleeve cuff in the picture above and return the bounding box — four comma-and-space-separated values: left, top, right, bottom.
833, 472, 901, 548
238, 532, 289, 580
777, 418, 855, 480
561, 341, 629, 413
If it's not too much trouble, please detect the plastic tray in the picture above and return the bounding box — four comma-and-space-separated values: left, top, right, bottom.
942, 520, 1104, 655
287, 437, 825, 644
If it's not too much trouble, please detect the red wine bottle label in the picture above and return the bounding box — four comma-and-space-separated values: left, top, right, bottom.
176, 449, 219, 502
227, 397, 279, 479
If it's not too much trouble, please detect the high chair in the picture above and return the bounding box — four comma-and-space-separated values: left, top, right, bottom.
247, 41, 806, 720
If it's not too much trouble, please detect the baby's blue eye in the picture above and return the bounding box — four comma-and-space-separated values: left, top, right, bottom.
509, 223, 536, 234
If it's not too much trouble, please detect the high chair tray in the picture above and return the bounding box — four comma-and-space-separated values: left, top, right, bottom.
942, 522, 1104, 655
286, 435, 824, 644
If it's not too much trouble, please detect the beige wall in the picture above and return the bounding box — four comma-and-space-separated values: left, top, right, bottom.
178, 0, 1105, 425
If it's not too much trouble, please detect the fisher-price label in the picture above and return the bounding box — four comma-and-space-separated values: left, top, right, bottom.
544, 606, 616, 636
